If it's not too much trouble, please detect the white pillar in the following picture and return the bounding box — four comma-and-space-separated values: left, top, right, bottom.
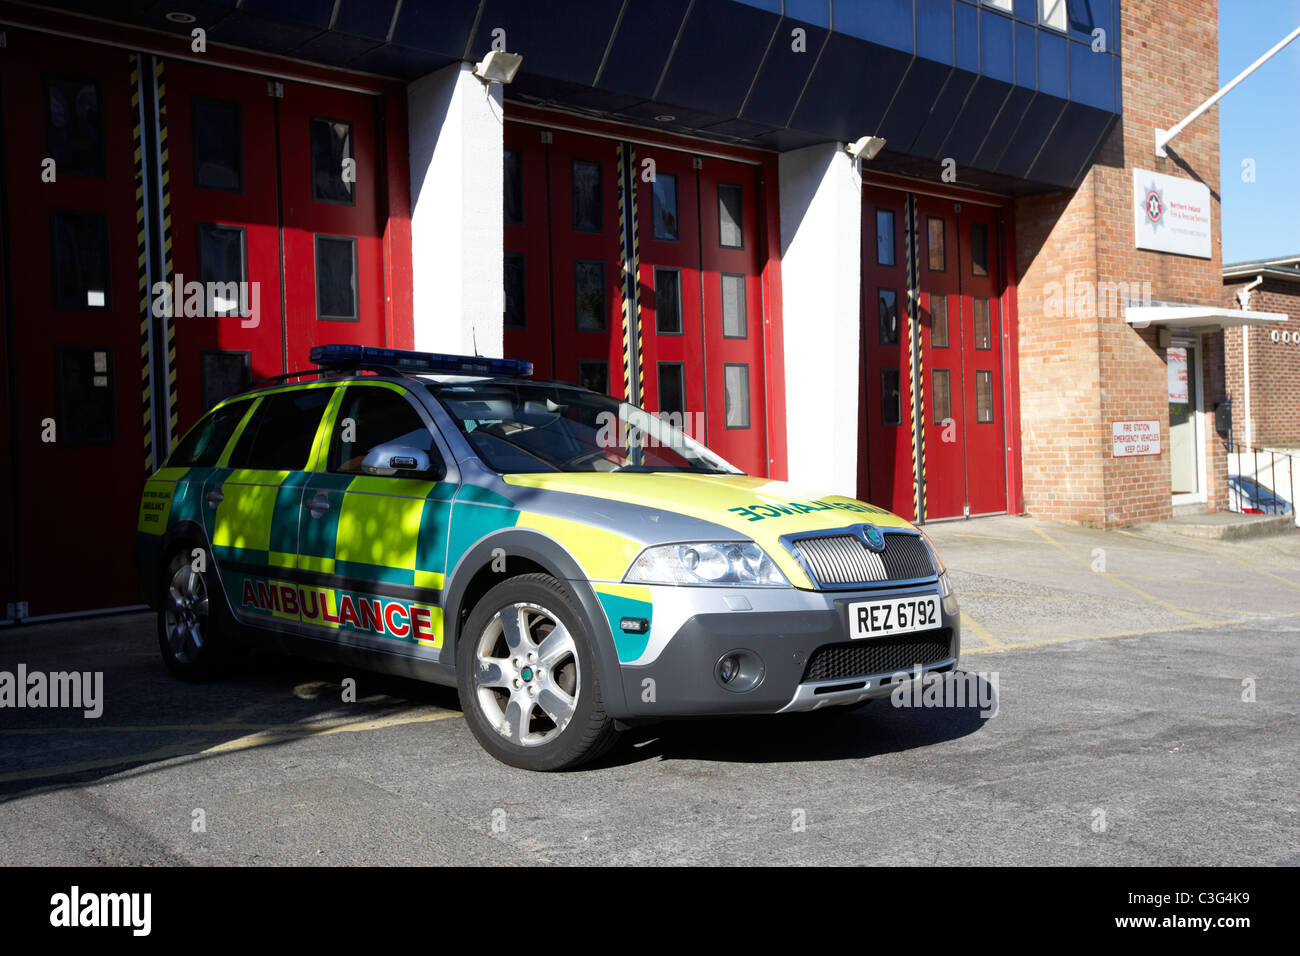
407, 61, 503, 356
778, 144, 862, 496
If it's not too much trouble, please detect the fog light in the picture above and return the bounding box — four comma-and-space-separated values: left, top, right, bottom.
714, 649, 764, 693
719, 655, 740, 683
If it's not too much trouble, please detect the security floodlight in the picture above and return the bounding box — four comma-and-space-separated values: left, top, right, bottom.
845, 135, 886, 162
473, 50, 523, 85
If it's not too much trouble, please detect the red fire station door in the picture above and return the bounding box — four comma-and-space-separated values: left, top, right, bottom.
503, 121, 769, 476
915, 195, 1008, 518
861, 189, 1009, 521
0, 33, 145, 616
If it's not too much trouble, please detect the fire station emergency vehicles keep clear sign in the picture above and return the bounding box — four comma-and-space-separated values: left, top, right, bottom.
1112, 420, 1162, 457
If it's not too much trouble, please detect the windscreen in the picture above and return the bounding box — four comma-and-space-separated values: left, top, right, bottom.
428, 381, 741, 475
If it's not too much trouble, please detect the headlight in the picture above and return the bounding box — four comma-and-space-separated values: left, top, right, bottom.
625, 542, 788, 587
918, 529, 953, 597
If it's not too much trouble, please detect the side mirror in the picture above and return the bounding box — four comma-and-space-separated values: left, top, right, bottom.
361, 443, 439, 477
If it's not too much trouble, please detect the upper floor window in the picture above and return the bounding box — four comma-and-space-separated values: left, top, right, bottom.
1039, 0, 1067, 32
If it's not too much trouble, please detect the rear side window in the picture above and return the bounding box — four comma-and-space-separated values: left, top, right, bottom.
228, 389, 331, 471
330, 385, 443, 479
168, 399, 252, 468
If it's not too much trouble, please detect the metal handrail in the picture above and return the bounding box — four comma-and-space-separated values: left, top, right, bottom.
1226, 442, 1297, 518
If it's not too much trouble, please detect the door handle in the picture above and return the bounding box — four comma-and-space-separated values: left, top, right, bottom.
307, 492, 330, 518
205, 488, 224, 508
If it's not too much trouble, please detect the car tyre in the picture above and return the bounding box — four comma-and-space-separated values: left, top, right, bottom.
457, 573, 621, 771
157, 546, 237, 681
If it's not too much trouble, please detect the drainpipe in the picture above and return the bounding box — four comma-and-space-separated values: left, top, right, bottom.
1237, 275, 1264, 448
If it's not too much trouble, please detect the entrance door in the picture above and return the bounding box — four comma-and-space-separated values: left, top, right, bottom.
0, 33, 144, 616
695, 157, 766, 475
955, 202, 1007, 516
1168, 337, 1203, 501
913, 195, 1008, 519
859, 188, 915, 518
914, 197, 964, 520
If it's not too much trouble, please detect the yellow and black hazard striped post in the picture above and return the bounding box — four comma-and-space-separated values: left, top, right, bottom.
618, 142, 644, 408
154, 58, 178, 448
906, 193, 925, 523
629, 149, 643, 409
130, 54, 154, 476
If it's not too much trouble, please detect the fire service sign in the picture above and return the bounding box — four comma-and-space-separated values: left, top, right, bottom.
1112, 420, 1162, 458
1133, 168, 1212, 258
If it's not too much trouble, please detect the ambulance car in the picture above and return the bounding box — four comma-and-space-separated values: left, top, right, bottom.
137, 345, 960, 770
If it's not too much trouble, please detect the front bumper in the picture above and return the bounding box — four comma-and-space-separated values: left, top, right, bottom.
612, 582, 960, 717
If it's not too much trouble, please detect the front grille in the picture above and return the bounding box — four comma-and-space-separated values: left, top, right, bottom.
802, 629, 953, 683
790, 531, 934, 588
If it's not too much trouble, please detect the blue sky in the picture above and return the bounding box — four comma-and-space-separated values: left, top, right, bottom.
1218, 0, 1300, 263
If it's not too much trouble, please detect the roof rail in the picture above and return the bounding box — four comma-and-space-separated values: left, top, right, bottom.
248, 365, 402, 390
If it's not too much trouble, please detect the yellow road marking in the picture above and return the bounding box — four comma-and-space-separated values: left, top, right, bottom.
202, 710, 461, 754
1031, 526, 1212, 627
959, 611, 1005, 650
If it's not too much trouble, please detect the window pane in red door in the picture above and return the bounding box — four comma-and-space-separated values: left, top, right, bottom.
197, 223, 248, 316
574, 259, 606, 331
881, 369, 902, 426
974, 297, 993, 349
724, 364, 749, 428
927, 217, 946, 271
971, 222, 989, 276
933, 369, 952, 424
45, 75, 105, 177
930, 294, 949, 347
652, 174, 679, 240
191, 97, 242, 190
718, 183, 743, 248
310, 116, 355, 204
50, 209, 110, 310
658, 362, 686, 416
315, 235, 358, 321
572, 159, 603, 233
721, 273, 746, 338
879, 288, 899, 345
876, 208, 895, 265
976, 370, 994, 423
654, 268, 682, 334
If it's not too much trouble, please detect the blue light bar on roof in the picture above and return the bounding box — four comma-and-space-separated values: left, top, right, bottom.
309, 344, 533, 378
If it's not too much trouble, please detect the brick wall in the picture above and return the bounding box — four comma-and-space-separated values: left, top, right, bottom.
1013, 0, 1223, 526
1221, 277, 1300, 448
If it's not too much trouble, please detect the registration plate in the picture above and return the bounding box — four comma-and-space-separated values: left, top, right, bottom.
848, 595, 940, 639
